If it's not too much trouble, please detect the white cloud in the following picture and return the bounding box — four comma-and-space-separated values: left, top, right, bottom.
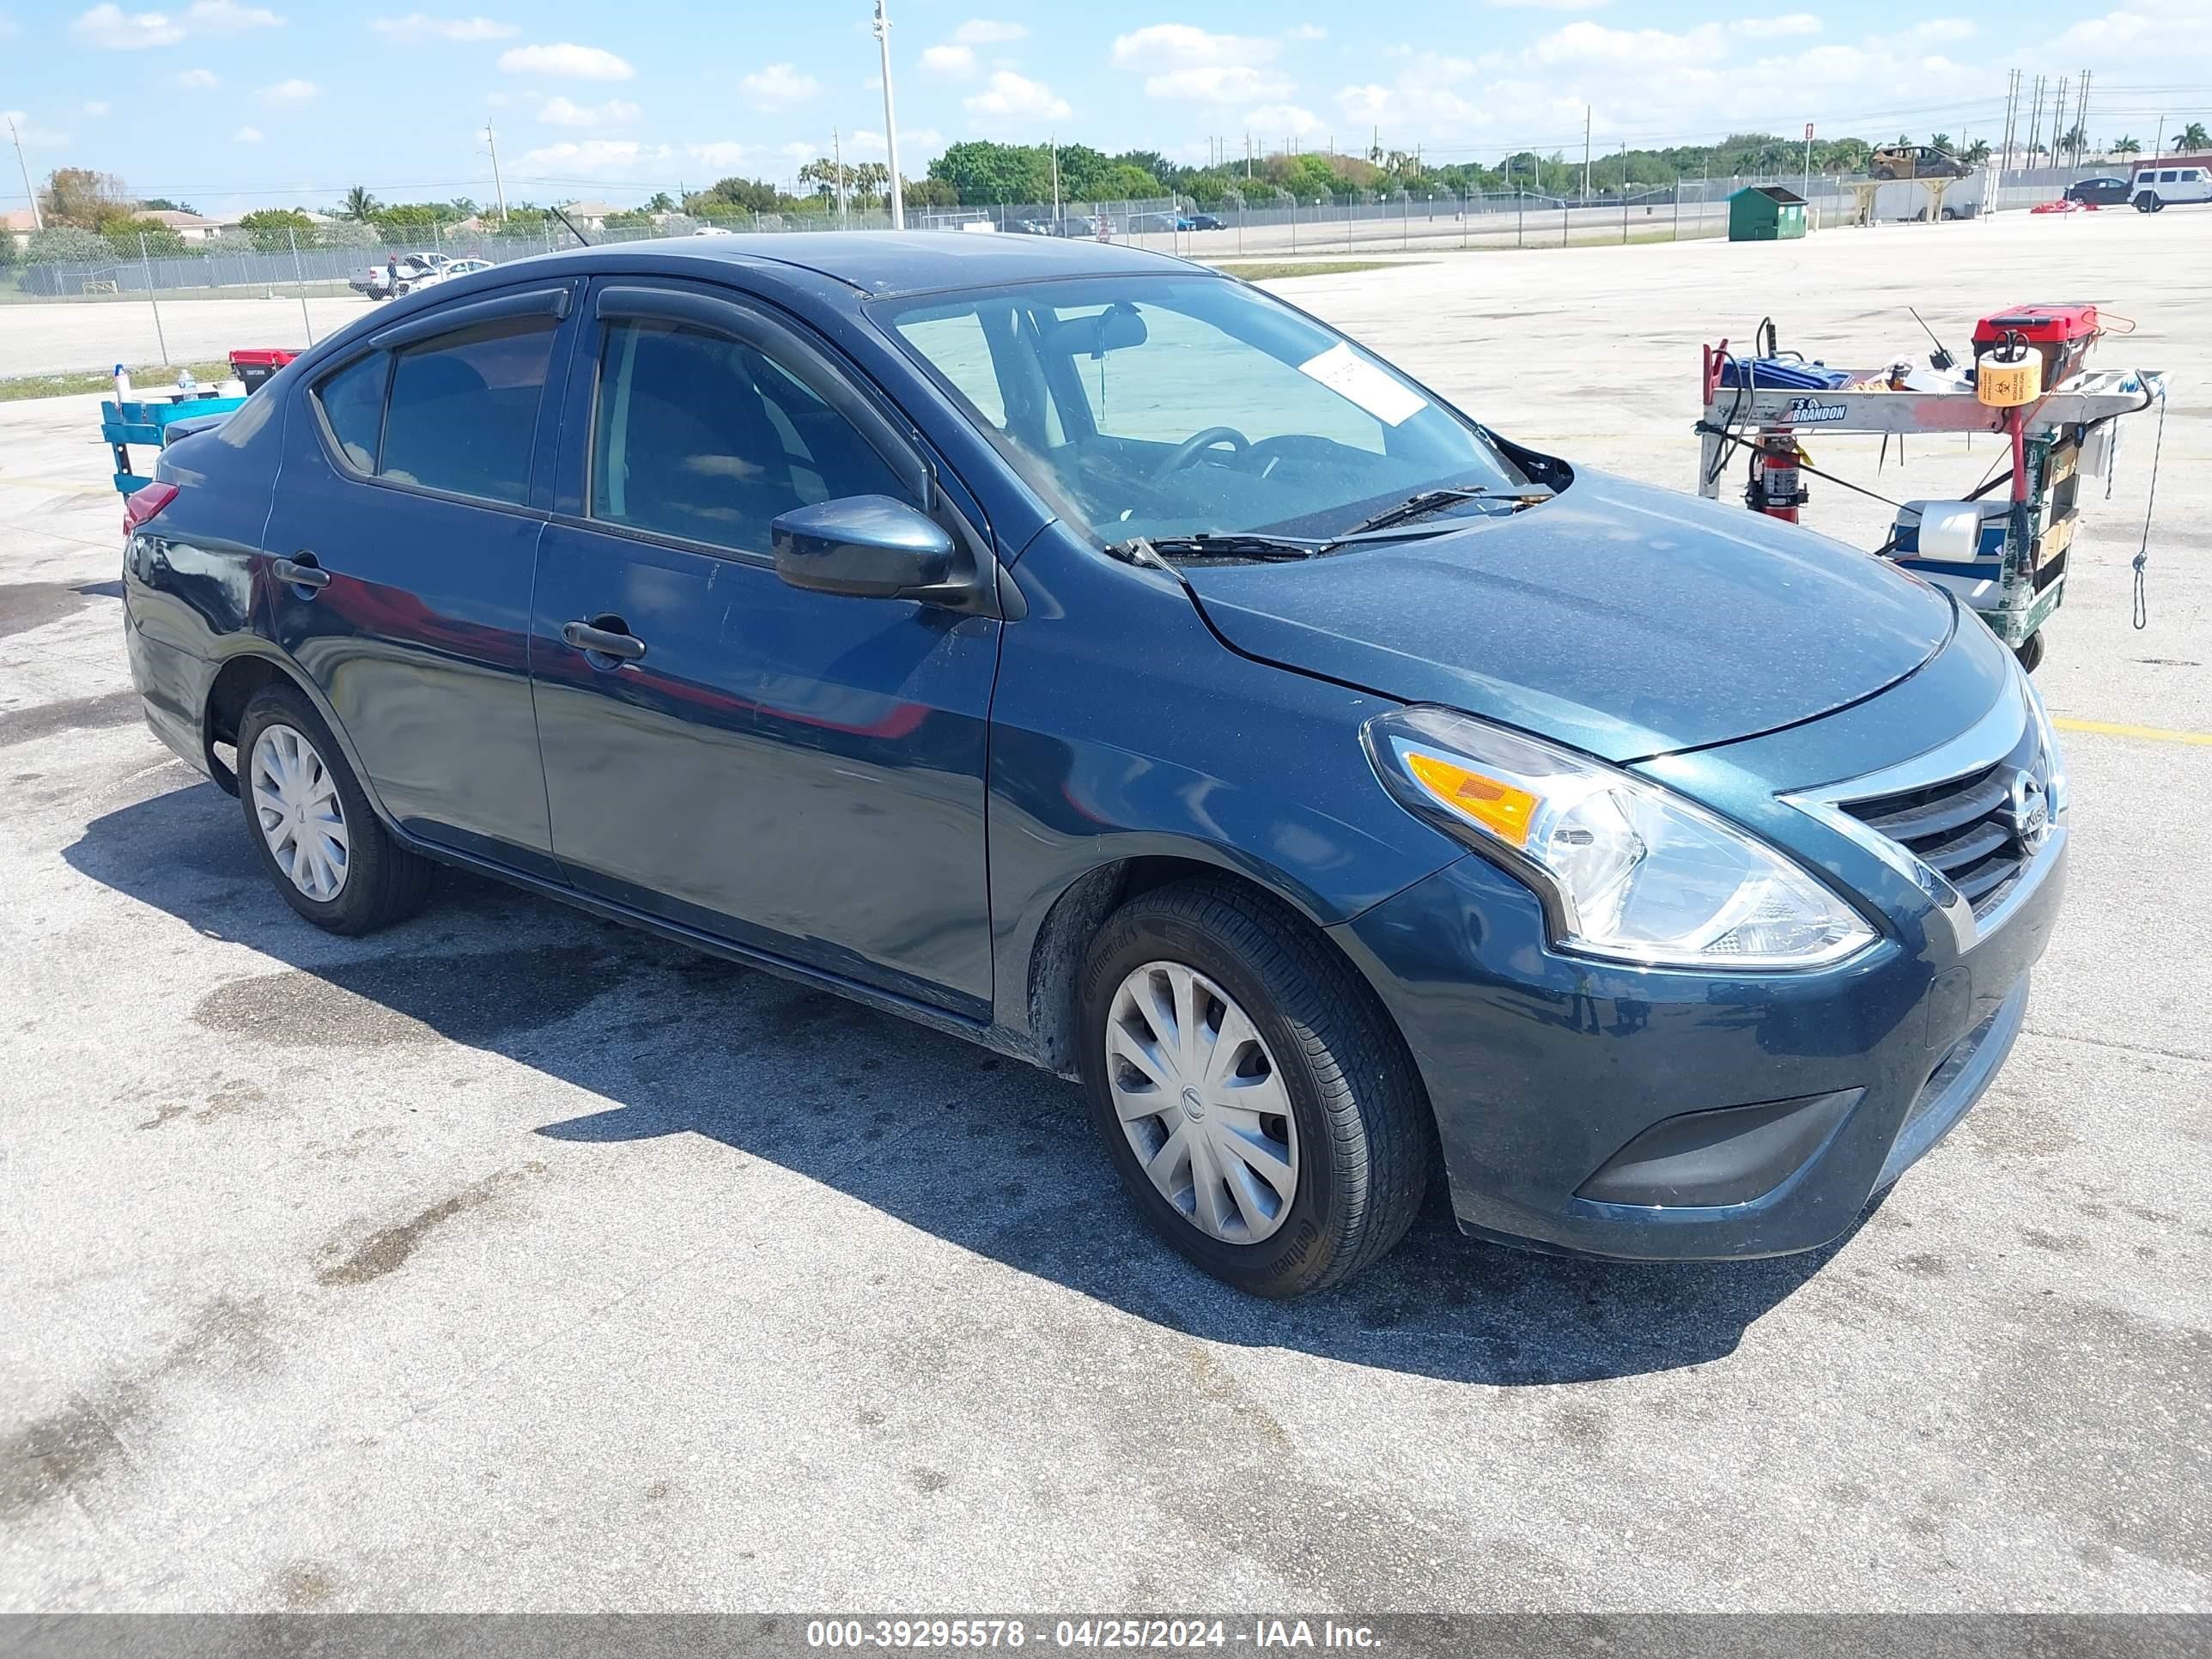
538, 94, 639, 128
515, 137, 671, 177
1111, 24, 1293, 103
1243, 102, 1323, 137
70, 5, 185, 48
176, 65, 216, 85
950, 18, 1024, 44
184, 0, 281, 30
233, 124, 263, 142
369, 13, 517, 41
921, 43, 977, 78
686, 142, 750, 168
254, 76, 319, 104
497, 41, 633, 80
740, 62, 821, 107
1736, 12, 1822, 37
1533, 20, 1724, 64
963, 70, 1070, 121
83, 100, 112, 115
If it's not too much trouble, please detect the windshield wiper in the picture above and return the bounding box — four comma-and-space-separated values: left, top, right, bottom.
1107, 532, 1327, 564
1339, 485, 1552, 540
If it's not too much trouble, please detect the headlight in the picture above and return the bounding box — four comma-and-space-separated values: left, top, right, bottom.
2022, 672, 2068, 820
1364, 707, 1875, 970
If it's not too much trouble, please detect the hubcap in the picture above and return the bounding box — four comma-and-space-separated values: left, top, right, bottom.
250, 722, 349, 902
1106, 961, 1299, 1246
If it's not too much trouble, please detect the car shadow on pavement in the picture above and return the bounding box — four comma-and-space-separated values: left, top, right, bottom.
70, 779, 1863, 1389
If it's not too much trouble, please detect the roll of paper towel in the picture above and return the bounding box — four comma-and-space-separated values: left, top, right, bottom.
1914, 501, 1990, 562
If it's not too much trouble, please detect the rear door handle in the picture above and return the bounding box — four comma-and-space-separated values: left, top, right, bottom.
562, 618, 647, 665
272, 556, 330, 593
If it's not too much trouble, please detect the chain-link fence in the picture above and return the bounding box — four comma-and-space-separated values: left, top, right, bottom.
0, 166, 2123, 377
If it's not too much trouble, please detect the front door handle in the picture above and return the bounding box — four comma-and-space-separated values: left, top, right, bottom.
562, 617, 647, 665
272, 555, 331, 594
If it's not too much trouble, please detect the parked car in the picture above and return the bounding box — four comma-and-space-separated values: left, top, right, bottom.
121, 234, 2066, 1297
2131, 163, 2211, 210
1188, 212, 1226, 231
1870, 144, 1972, 180
348, 252, 453, 301
1006, 218, 1056, 235
409, 256, 494, 290
2063, 175, 2131, 205
1127, 212, 1182, 233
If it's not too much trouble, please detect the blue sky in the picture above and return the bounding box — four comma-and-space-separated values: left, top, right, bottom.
3, 0, 2209, 215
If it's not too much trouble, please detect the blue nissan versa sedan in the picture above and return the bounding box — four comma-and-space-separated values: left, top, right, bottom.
123, 234, 2067, 1297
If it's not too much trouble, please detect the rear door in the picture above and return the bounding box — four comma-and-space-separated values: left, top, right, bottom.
528, 276, 1001, 1015
264, 279, 582, 878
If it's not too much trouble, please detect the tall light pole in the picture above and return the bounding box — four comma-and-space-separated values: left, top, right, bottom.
874, 0, 904, 229
1581, 106, 1591, 204
9, 116, 40, 231
484, 119, 508, 224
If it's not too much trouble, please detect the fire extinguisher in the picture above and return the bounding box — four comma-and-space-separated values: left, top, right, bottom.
1746, 434, 1809, 522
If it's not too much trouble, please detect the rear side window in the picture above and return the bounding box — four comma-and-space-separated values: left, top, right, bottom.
380, 317, 556, 504
2161, 170, 2179, 183
313, 353, 386, 472
590, 318, 915, 556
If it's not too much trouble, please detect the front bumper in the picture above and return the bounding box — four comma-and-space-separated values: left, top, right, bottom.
1329, 800, 2065, 1264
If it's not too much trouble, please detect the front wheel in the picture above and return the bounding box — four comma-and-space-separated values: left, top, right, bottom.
237, 683, 430, 934
1078, 878, 1432, 1297
2014, 630, 2046, 673
2136, 193, 2160, 213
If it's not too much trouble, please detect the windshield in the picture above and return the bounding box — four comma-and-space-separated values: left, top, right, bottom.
875, 275, 1530, 547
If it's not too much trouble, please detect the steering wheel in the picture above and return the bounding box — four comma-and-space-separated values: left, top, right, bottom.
1156, 426, 1250, 476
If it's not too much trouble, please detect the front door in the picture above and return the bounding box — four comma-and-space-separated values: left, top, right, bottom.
264, 282, 580, 877
529, 278, 1000, 1016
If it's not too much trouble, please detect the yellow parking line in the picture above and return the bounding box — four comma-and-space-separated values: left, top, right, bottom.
2056, 717, 2212, 747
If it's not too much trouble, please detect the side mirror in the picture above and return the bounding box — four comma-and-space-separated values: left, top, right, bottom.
771, 495, 959, 601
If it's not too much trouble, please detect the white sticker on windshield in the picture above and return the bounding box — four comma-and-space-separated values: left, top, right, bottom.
1296, 342, 1429, 427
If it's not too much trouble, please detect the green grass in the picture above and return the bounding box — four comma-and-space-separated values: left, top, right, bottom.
1204, 259, 1410, 280
0, 361, 233, 404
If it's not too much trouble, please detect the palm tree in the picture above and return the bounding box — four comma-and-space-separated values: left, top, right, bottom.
1929, 132, 1954, 154
2177, 122, 2210, 152
1961, 138, 1991, 166
2113, 136, 2141, 156
342, 185, 380, 222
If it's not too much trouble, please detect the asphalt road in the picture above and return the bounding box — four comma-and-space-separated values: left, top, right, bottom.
1, 209, 2207, 1613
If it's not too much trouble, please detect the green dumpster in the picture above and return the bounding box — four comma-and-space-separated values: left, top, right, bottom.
1728, 185, 1808, 241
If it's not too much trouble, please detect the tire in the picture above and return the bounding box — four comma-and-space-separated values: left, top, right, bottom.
2136, 193, 2160, 213
1077, 878, 1431, 1297
236, 682, 431, 935
2014, 630, 2046, 673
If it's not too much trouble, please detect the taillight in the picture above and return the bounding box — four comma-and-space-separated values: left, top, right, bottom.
124, 480, 179, 538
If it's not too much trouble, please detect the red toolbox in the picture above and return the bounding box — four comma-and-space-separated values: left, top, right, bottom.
1972, 303, 2100, 388
227, 347, 301, 393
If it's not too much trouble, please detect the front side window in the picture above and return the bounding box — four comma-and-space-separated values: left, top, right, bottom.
589, 317, 914, 556
378, 316, 556, 504
879, 275, 1528, 547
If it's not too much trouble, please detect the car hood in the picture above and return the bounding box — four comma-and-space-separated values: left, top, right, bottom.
1179, 469, 1956, 762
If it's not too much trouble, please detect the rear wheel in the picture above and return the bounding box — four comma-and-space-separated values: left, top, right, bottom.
2136, 192, 2160, 213
1077, 878, 1431, 1297
237, 683, 430, 934
2014, 630, 2046, 673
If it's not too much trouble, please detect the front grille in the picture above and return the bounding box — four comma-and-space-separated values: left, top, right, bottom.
1842, 752, 2037, 917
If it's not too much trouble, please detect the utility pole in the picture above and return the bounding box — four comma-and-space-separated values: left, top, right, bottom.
484, 119, 507, 224
874, 0, 904, 229
1245, 132, 1251, 180
8, 116, 40, 232
2026, 76, 2044, 165
2000, 69, 2019, 176
834, 127, 847, 228
1802, 121, 1814, 201
1582, 106, 1592, 205
2051, 76, 2068, 168
2073, 70, 2091, 165
1050, 133, 1059, 222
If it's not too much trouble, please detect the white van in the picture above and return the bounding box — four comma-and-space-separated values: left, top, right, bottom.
2132, 164, 2211, 210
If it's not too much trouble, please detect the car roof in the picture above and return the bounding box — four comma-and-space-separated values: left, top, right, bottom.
526, 229, 1199, 298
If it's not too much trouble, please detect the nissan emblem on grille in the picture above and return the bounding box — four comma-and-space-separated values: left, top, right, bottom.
2008, 772, 2051, 853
